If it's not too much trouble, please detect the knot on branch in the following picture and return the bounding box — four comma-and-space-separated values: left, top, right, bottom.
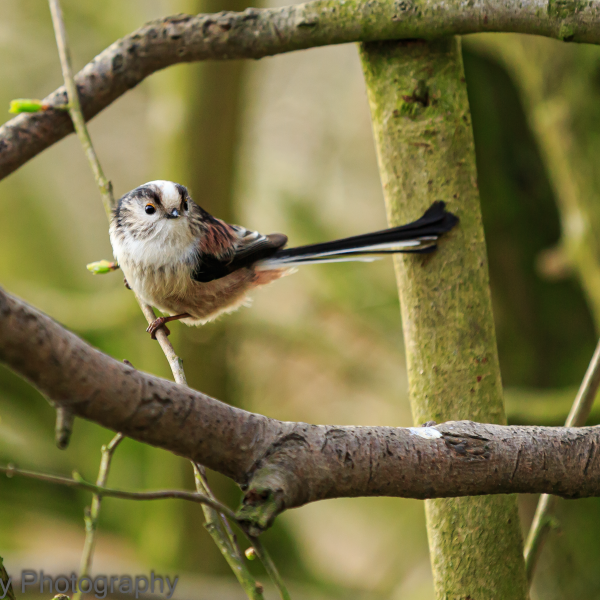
237, 486, 283, 537
237, 430, 313, 535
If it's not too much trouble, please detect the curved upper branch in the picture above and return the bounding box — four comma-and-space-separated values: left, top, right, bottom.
1, 0, 600, 181
2, 285, 600, 534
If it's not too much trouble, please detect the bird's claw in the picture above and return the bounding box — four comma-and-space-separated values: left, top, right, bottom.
146, 318, 171, 340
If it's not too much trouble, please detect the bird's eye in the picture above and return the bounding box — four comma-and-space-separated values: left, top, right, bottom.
182, 200, 189, 211
145, 204, 156, 215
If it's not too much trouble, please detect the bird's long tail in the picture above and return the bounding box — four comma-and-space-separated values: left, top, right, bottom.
256, 201, 458, 269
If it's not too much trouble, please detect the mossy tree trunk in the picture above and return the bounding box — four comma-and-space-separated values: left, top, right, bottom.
360, 38, 529, 599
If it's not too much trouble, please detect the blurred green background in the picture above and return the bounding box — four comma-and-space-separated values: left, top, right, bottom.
2, 2, 600, 598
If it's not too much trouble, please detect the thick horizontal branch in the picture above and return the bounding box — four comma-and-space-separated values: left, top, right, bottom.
2, 0, 600, 181
2, 286, 600, 534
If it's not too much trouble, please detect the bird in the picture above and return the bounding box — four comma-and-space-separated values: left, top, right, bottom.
109, 180, 459, 339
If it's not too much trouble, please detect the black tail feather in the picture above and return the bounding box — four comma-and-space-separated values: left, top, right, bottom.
257, 201, 458, 267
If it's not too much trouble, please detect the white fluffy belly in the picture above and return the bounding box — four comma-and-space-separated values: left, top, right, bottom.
120, 259, 190, 315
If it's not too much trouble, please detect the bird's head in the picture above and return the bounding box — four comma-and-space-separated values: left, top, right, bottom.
111, 180, 201, 243
110, 180, 237, 270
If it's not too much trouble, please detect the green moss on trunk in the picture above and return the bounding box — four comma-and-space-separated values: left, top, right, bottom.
360, 38, 529, 599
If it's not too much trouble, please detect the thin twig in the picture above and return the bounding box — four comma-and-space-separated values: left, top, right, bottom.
194, 464, 244, 561
48, 0, 113, 219
73, 433, 123, 600
48, 3, 124, 590
193, 465, 264, 600
250, 537, 292, 600
2, 462, 288, 598
135, 296, 187, 384
564, 339, 600, 428
47, 0, 176, 371
524, 337, 600, 582
194, 466, 289, 600
47, 3, 288, 597
0, 464, 238, 521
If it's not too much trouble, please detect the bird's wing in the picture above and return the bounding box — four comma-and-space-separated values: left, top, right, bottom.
230, 227, 288, 264
192, 224, 288, 283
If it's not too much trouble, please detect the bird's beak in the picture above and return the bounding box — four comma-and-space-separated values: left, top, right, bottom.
166, 209, 179, 219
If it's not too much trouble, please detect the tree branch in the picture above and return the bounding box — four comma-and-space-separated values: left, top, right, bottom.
3, 0, 600, 180
2, 286, 600, 534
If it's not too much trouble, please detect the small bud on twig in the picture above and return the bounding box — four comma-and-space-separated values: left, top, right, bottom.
86, 260, 120, 274
9, 99, 46, 113
8, 99, 68, 114
245, 547, 257, 561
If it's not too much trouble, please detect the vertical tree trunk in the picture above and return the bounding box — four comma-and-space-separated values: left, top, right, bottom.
360, 38, 529, 599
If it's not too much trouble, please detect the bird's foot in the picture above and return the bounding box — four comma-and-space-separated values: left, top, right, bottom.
123, 277, 131, 290
147, 318, 171, 340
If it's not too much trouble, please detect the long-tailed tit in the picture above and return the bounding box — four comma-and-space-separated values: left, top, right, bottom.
109, 180, 459, 338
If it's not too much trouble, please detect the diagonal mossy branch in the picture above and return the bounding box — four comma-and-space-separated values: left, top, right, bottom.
4, 0, 600, 180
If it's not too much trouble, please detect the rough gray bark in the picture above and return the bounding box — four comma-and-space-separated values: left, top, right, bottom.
2, 0, 600, 180
2, 285, 600, 534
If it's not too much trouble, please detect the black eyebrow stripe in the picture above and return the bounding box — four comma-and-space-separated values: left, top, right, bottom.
175, 184, 188, 200
137, 186, 161, 205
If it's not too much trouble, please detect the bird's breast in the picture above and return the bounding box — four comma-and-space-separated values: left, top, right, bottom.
121, 258, 193, 311
110, 229, 196, 310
